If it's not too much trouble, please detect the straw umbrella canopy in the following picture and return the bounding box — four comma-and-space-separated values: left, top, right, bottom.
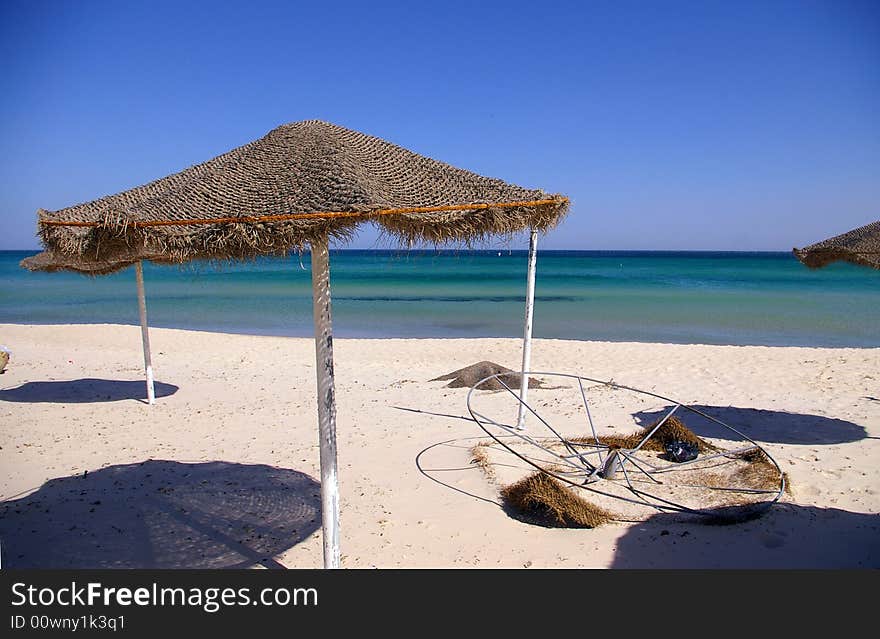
793, 220, 880, 270
28, 120, 566, 264
22, 119, 569, 568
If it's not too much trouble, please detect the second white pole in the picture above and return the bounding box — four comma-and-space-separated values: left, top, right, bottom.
135, 261, 155, 405
517, 229, 538, 430
310, 237, 341, 569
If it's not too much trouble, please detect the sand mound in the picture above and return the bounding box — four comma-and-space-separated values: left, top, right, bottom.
431, 360, 545, 390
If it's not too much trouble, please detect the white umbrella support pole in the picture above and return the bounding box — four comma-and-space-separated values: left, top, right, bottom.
310, 237, 341, 569
517, 229, 538, 430
135, 261, 155, 405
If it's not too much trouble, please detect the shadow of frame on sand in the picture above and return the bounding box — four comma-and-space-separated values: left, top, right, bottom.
633, 405, 868, 445
0, 460, 321, 568
610, 503, 880, 568
0, 378, 178, 404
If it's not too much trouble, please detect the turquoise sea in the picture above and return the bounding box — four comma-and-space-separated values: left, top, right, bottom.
1, 250, 877, 347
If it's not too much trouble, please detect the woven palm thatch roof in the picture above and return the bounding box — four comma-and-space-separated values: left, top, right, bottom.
793, 220, 880, 270
27, 120, 568, 273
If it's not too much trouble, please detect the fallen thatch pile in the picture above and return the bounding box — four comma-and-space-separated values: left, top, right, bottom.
734, 448, 792, 494
431, 361, 546, 391
572, 416, 717, 453
500, 472, 614, 528
470, 441, 496, 481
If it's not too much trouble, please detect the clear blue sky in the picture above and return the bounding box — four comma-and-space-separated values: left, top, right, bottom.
1, 0, 878, 251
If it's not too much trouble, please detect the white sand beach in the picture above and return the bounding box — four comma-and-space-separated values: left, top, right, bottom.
1, 323, 877, 568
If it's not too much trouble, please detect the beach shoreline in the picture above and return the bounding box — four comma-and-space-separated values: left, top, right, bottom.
1, 323, 878, 568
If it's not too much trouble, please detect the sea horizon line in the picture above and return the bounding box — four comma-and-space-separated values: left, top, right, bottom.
1, 247, 799, 255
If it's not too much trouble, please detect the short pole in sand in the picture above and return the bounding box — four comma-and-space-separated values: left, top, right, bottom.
135, 261, 155, 405
310, 237, 341, 569
517, 229, 538, 430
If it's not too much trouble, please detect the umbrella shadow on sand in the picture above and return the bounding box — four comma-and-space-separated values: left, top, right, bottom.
610, 503, 880, 568
0, 460, 321, 568
0, 378, 178, 404
633, 405, 868, 445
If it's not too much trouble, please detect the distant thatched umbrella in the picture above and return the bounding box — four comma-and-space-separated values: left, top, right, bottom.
20, 248, 169, 275
793, 220, 880, 270
22, 120, 569, 568
22, 249, 172, 404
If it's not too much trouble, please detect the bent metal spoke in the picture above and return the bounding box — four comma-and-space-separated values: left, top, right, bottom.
469, 409, 591, 476
495, 375, 588, 466
577, 378, 604, 465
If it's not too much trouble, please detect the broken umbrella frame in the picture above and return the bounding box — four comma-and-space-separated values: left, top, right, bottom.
466, 371, 786, 518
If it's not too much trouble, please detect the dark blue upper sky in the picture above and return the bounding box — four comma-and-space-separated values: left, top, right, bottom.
1, 0, 878, 250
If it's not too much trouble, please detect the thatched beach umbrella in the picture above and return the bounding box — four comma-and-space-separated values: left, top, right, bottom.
22, 120, 569, 568
793, 220, 880, 270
